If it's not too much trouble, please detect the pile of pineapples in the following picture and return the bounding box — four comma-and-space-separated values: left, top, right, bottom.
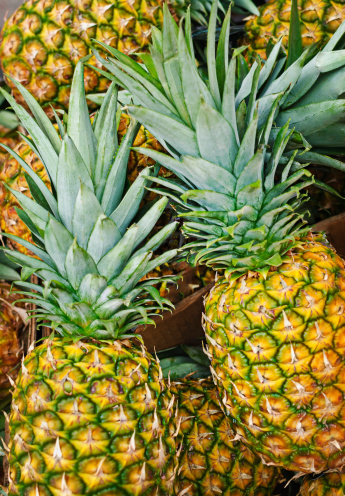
2, 0, 345, 496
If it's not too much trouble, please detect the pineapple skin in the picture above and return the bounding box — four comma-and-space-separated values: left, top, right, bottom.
0, 0, 164, 116
171, 378, 280, 496
243, 0, 345, 59
204, 238, 345, 473
8, 338, 179, 496
0, 283, 23, 404
300, 472, 345, 496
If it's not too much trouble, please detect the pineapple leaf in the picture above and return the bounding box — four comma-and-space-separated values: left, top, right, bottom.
67, 57, 97, 174
258, 38, 283, 90
222, 58, 239, 145
235, 61, 258, 109
93, 82, 118, 187
2, 233, 55, 268
7, 186, 49, 224
233, 110, 258, 177
133, 197, 169, 249
97, 225, 138, 280
286, 0, 302, 68
0, 89, 59, 186
181, 190, 235, 211
110, 167, 156, 234
101, 117, 140, 213
216, 4, 231, 96
135, 221, 178, 256
127, 105, 199, 156
87, 215, 122, 264
206, 0, 221, 108
276, 100, 345, 137
78, 274, 108, 305
313, 179, 345, 199
260, 49, 309, 99
45, 216, 74, 277
196, 102, 238, 169
5, 75, 61, 154
112, 252, 151, 292
0, 142, 58, 218
178, 26, 202, 125
65, 239, 98, 290
71, 184, 104, 250
57, 135, 93, 232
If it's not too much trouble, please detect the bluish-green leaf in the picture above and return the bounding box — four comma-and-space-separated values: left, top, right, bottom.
45, 216, 74, 277
97, 224, 138, 280
87, 215, 122, 263
57, 135, 93, 232
127, 105, 199, 157
71, 183, 103, 249
196, 102, 238, 170
67, 58, 97, 174
65, 239, 98, 290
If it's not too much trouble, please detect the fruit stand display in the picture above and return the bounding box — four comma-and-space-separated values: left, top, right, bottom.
1, 0, 345, 495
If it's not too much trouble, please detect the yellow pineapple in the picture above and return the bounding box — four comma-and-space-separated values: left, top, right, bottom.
5, 61, 180, 496
0, 0, 259, 116
243, 0, 345, 59
171, 378, 280, 496
300, 472, 345, 495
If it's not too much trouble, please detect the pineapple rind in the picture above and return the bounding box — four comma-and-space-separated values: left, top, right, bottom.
0, 0, 164, 114
8, 338, 178, 496
243, 0, 345, 60
171, 378, 280, 496
205, 238, 345, 473
300, 471, 345, 495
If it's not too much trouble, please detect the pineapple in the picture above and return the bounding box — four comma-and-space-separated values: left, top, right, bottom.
171, 378, 280, 496
99, 2, 345, 473
0, 0, 259, 117
3, 60, 181, 495
158, 347, 281, 496
300, 472, 345, 495
243, 0, 345, 60
0, 254, 24, 410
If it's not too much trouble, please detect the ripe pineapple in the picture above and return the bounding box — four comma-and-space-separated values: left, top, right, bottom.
3, 61, 181, 495
300, 472, 345, 495
0, 0, 259, 117
243, 0, 345, 60
171, 378, 280, 496
101, 1, 345, 473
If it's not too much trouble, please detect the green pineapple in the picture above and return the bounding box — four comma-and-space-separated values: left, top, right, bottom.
95, 2, 345, 474
2, 58, 181, 496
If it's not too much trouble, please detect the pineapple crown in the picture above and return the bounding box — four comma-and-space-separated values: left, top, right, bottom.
0, 59, 178, 340
91, 1, 334, 278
